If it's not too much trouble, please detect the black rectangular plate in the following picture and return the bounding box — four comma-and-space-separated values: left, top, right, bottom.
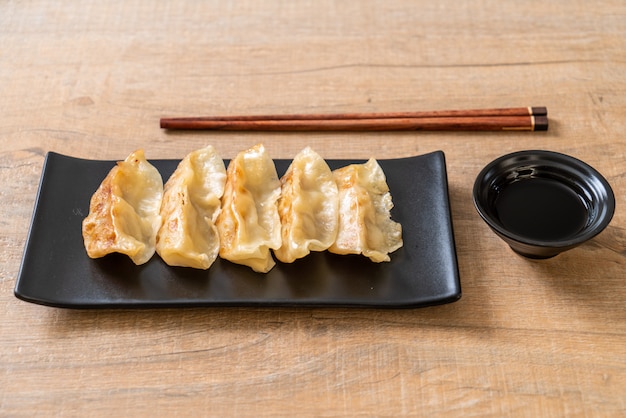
15, 151, 461, 309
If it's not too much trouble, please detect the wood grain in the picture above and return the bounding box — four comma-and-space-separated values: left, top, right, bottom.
1, 0, 625, 417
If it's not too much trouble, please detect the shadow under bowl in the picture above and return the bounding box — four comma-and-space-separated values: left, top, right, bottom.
473, 150, 615, 259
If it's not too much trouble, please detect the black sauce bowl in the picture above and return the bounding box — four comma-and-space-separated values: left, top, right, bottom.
473, 150, 615, 259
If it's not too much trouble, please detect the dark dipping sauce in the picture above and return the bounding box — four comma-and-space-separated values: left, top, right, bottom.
494, 178, 589, 241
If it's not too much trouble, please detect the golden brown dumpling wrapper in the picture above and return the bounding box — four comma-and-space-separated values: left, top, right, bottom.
216, 144, 281, 273
274, 147, 338, 263
329, 158, 403, 262
82, 149, 163, 265
156, 145, 226, 269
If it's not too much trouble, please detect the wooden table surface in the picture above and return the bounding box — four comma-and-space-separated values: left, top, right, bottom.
1, 1, 625, 416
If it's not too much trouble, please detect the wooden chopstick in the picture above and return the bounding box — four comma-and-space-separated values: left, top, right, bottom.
162, 106, 546, 122
160, 106, 548, 131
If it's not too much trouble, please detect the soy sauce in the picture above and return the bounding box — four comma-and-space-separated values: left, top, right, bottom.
495, 178, 588, 241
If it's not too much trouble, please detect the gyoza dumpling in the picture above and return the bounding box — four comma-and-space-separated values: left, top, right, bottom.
329, 158, 403, 262
82, 149, 163, 265
216, 144, 281, 273
274, 147, 338, 263
156, 145, 226, 269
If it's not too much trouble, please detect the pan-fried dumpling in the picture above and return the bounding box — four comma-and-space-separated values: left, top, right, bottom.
329, 158, 403, 262
156, 146, 226, 269
274, 147, 338, 263
82, 149, 163, 265
216, 143, 281, 273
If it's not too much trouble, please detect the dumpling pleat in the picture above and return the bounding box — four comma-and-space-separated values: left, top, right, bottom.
329, 158, 403, 262
82, 149, 163, 265
216, 144, 281, 273
274, 147, 339, 263
156, 145, 226, 269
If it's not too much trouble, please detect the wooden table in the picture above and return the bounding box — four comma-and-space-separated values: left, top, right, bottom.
2, 1, 625, 416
